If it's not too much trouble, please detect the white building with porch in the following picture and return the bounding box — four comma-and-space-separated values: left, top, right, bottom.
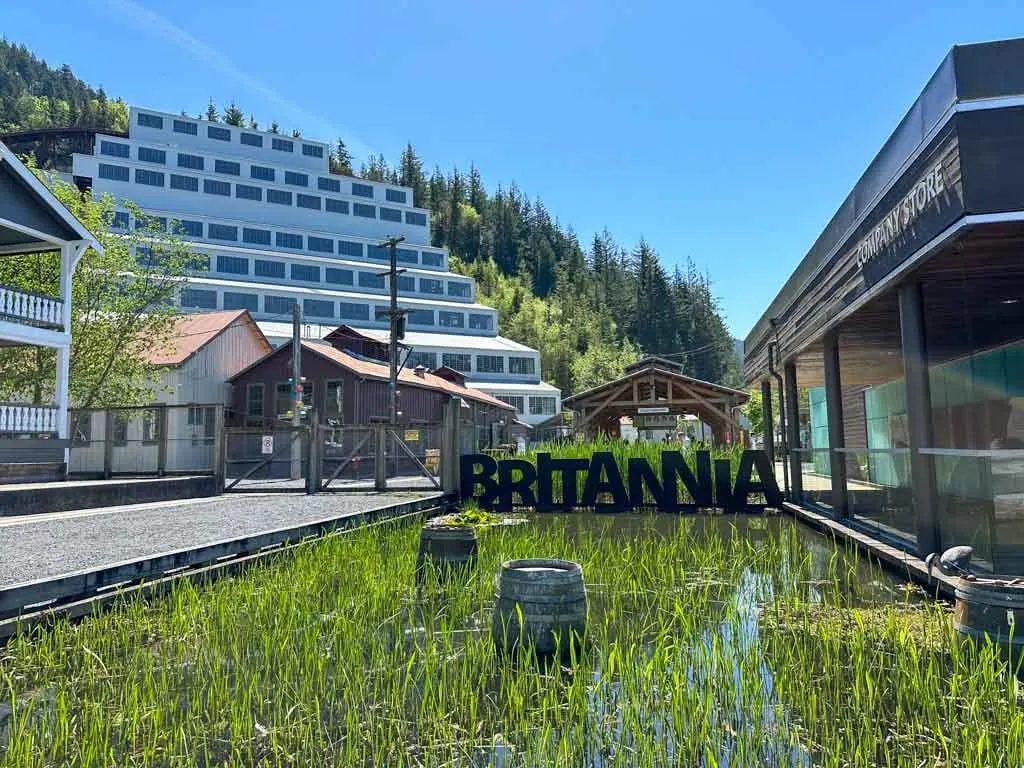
0, 140, 103, 482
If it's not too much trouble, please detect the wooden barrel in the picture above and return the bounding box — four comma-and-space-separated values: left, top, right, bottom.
417, 525, 478, 578
954, 581, 1024, 659
492, 559, 587, 657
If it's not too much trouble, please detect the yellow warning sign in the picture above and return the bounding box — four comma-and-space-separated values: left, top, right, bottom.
404, 430, 420, 442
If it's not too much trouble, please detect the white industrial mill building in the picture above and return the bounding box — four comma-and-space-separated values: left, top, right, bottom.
71, 107, 560, 426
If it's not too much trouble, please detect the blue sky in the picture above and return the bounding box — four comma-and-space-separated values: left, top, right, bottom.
5, 0, 1024, 338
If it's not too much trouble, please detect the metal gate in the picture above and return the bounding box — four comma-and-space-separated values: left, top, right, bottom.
316, 422, 445, 492
222, 426, 311, 492
222, 407, 460, 495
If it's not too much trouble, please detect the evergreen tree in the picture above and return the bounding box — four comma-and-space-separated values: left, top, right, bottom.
468, 163, 487, 211
270, 121, 280, 134
427, 167, 449, 248
398, 143, 427, 205
205, 99, 218, 122
331, 138, 354, 176
223, 101, 244, 126
248, 114, 258, 129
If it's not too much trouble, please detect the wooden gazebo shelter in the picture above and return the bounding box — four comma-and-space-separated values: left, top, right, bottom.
563, 357, 749, 444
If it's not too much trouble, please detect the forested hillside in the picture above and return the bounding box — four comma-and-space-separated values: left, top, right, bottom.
0, 38, 740, 394
0, 40, 127, 133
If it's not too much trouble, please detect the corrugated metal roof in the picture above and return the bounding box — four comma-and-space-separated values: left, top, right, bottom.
470, 381, 562, 394
358, 328, 536, 353
256, 321, 537, 353
147, 309, 268, 366
302, 341, 514, 411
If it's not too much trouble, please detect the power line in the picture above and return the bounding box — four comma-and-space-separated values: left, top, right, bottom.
648, 337, 738, 359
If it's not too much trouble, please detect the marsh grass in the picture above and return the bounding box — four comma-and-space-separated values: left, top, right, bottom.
1, 514, 1021, 767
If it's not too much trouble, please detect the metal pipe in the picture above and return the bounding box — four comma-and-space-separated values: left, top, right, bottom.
767, 319, 789, 497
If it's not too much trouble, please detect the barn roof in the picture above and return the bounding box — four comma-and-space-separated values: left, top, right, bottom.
305, 342, 514, 411
146, 309, 270, 366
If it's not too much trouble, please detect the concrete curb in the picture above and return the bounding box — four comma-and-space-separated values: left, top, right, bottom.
0, 476, 220, 517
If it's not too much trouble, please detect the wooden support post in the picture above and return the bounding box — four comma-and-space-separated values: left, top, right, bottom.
103, 409, 114, 480
823, 329, 847, 517
214, 407, 227, 494
307, 419, 320, 495
761, 379, 774, 466
784, 362, 803, 500
374, 422, 387, 491
156, 405, 169, 478
898, 282, 939, 556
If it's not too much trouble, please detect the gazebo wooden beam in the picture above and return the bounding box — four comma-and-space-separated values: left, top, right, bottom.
675, 380, 743, 434
577, 381, 634, 430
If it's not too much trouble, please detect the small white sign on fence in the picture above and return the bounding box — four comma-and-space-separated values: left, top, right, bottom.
261, 435, 274, 455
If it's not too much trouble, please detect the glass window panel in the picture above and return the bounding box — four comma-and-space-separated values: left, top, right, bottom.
177, 152, 204, 170
326, 268, 353, 285
225, 292, 259, 311
276, 232, 303, 250
170, 173, 199, 192
216, 159, 241, 176
134, 168, 165, 186
304, 298, 334, 317
137, 147, 166, 164
243, 227, 271, 245
291, 264, 320, 282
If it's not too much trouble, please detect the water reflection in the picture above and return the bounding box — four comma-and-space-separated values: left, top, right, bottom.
413, 514, 912, 767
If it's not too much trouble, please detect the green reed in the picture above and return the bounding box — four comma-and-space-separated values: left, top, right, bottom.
1, 514, 1020, 767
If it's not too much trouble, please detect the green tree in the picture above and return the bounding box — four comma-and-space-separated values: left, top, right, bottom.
362, 153, 389, 181
205, 99, 218, 122
270, 121, 280, 134
398, 142, 427, 205
0, 172, 193, 407
745, 388, 765, 438
570, 337, 640, 391
331, 138, 354, 176
223, 100, 244, 126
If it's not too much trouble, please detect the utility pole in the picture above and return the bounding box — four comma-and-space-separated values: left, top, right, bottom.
377, 235, 406, 426
290, 302, 302, 480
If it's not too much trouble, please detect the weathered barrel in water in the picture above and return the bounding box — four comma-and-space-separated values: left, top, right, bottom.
954, 580, 1024, 657
417, 525, 478, 577
492, 559, 587, 656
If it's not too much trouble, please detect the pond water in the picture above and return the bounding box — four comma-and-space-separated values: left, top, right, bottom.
407, 513, 940, 768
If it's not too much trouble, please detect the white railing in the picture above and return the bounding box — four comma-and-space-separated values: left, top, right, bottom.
0, 404, 59, 434
0, 285, 63, 328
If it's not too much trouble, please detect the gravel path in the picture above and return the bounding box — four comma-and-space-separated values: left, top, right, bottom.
0, 491, 440, 587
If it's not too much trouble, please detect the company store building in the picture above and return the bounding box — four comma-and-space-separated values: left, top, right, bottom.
743, 39, 1024, 573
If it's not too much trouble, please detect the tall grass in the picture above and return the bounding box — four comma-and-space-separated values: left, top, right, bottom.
1, 514, 1020, 766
